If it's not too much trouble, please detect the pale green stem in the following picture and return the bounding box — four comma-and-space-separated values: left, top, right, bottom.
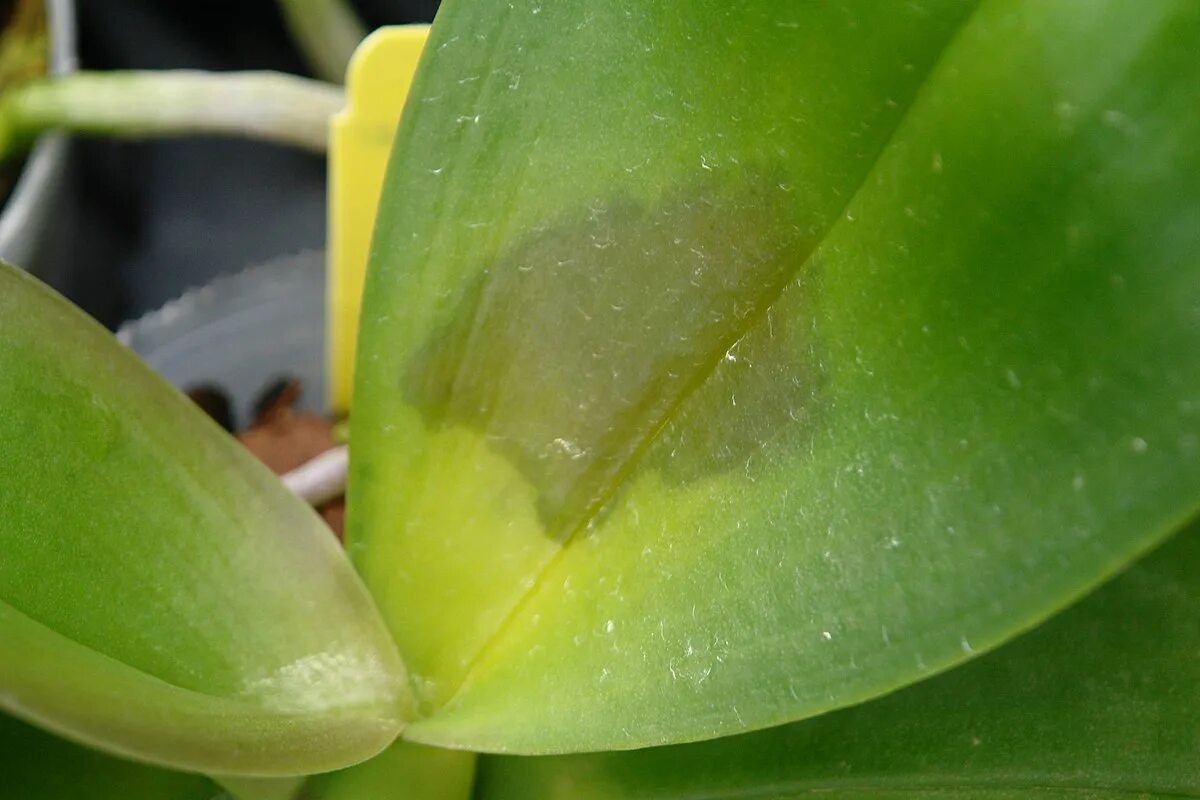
276, 0, 368, 84
212, 775, 307, 800
0, 70, 345, 158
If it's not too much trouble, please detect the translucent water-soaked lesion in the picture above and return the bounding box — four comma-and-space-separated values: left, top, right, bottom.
650, 288, 828, 488
405, 171, 824, 539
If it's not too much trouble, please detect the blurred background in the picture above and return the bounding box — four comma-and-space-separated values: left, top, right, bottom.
47, 0, 438, 328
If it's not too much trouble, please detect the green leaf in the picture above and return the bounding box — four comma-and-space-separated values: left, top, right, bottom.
352, 0, 1200, 753
0, 710, 220, 800
473, 521, 1200, 798
0, 263, 410, 775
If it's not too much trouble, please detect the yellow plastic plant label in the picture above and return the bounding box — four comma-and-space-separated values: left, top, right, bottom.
328, 24, 429, 412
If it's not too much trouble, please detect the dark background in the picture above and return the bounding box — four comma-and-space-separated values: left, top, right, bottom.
55, 0, 439, 328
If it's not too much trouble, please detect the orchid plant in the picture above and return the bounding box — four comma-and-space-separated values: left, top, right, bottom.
1, 1, 1198, 799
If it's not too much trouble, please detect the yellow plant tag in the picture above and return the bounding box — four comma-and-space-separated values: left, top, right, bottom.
328, 25, 429, 412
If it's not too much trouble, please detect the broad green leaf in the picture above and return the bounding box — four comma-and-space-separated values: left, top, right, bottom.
352, 0, 1200, 752
351, 0, 974, 729
305, 739, 476, 800
0, 263, 410, 775
0, 711, 220, 800
473, 520, 1200, 799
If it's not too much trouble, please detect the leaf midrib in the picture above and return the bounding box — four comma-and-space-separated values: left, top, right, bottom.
415, 0, 988, 725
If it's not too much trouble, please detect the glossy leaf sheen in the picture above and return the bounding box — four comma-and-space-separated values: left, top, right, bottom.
0, 264, 410, 775
352, 0, 1200, 751
474, 521, 1200, 798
